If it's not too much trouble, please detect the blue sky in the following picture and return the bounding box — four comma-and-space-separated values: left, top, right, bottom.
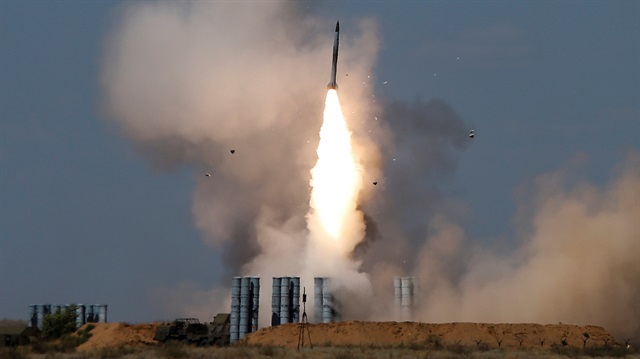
1, 0, 638, 330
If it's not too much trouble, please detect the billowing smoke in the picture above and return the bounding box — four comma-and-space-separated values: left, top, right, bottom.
356, 98, 471, 273
411, 152, 639, 339
101, 0, 638, 340
360, 141, 638, 339
355, 97, 473, 321
358, 96, 638, 339
101, 1, 382, 323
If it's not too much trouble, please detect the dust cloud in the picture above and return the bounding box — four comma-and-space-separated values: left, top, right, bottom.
364, 149, 639, 339
408, 152, 638, 340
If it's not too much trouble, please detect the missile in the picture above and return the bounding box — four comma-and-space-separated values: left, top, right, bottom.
327, 21, 339, 90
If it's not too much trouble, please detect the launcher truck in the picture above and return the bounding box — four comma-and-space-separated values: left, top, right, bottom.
154, 314, 230, 346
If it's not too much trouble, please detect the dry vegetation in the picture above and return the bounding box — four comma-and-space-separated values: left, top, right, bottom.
245, 321, 621, 349
3, 343, 639, 359
1, 321, 637, 359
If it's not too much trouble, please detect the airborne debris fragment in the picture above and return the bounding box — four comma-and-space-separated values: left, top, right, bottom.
373, 181, 378, 186
205, 173, 211, 177
469, 129, 475, 139
230, 150, 235, 154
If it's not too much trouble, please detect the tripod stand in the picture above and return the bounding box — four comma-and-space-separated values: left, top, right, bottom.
297, 287, 312, 350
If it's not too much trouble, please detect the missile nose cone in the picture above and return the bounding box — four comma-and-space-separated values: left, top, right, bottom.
336, 21, 339, 32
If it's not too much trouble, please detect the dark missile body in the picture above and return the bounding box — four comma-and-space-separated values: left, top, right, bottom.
327, 21, 339, 90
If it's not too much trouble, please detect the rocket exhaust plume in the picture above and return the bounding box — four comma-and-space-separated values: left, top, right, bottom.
304, 86, 371, 319
305, 23, 366, 280
302, 22, 374, 316
308, 89, 362, 250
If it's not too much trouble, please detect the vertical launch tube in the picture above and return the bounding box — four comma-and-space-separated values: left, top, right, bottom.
230, 277, 241, 343
279, 277, 291, 324
250, 277, 260, 333
291, 277, 301, 323
239, 277, 250, 339
314, 277, 324, 323
271, 277, 281, 326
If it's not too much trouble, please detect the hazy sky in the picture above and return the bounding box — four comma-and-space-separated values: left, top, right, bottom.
1, 0, 638, 333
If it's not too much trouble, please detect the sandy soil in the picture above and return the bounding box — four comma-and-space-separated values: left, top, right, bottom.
73, 321, 618, 351
75, 322, 159, 351
244, 321, 618, 349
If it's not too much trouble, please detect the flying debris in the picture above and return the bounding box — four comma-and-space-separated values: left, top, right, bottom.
372, 181, 378, 186
469, 130, 475, 139
205, 173, 211, 177
327, 21, 340, 90
230, 150, 235, 154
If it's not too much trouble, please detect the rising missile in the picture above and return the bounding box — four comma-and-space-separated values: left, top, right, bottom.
327, 21, 339, 90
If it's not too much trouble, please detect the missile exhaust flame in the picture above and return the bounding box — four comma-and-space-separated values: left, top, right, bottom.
308, 89, 363, 256
302, 22, 373, 314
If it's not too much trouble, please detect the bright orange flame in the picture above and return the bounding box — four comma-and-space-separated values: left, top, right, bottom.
309, 90, 362, 248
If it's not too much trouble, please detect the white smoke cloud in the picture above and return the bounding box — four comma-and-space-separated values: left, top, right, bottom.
102, 0, 380, 325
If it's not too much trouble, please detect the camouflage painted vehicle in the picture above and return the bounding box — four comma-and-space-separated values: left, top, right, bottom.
154, 314, 230, 346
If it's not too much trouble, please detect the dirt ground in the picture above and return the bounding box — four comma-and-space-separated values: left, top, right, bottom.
74, 321, 618, 351
244, 321, 618, 349
75, 322, 158, 351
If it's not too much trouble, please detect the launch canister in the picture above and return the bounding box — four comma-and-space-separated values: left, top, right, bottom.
327, 21, 339, 90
